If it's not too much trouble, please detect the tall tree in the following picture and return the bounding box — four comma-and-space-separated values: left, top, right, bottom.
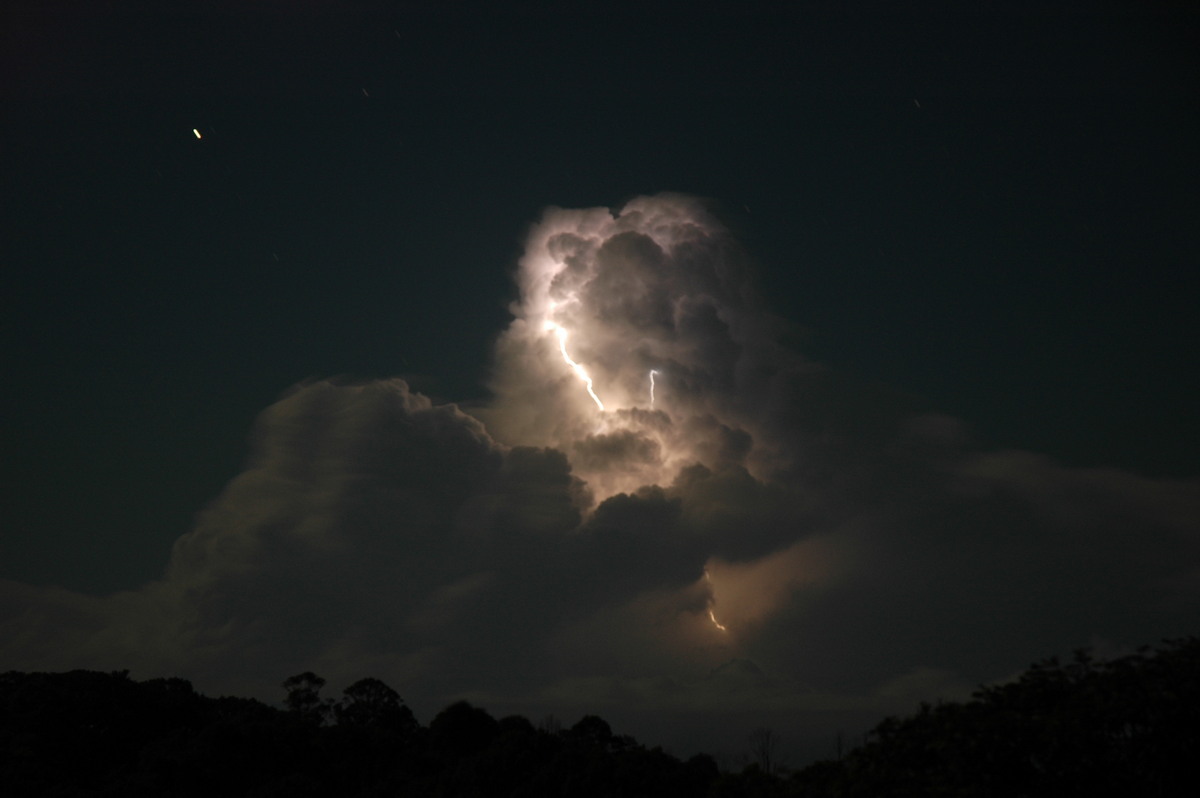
747, 726, 780, 775
335, 677, 416, 734
282, 671, 330, 724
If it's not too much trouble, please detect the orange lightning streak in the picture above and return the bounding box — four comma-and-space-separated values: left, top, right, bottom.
703, 569, 728, 632
707, 608, 728, 632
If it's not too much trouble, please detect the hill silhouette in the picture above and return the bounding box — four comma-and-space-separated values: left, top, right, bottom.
2, 637, 1196, 796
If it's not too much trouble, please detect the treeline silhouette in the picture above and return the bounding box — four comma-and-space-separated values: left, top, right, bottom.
2, 637, 1196, 797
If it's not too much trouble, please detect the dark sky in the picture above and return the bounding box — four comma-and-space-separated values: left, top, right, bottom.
3, 0, 1198, 764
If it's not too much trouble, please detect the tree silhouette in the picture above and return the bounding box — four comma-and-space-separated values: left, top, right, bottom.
787, 637, 1200, 797
569, 714, 614, 748
429, 700, 500, 757
747, 726, 780, 775
4, 639, 1194, 797
335, 676, 417, 734
282, 671, 330, 725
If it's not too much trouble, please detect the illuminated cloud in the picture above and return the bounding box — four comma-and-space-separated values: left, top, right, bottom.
481, 193, 805, 501
1, 194, 1197, 760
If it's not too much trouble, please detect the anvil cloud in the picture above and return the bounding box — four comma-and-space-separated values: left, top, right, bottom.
2, 194, 1197, 760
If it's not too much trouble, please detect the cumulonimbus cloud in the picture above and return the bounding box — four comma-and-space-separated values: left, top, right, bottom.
1, 194, 1197, 759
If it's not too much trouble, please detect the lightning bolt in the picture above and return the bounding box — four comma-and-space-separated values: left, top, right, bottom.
708, 608, 728, 632
703, 569, 728, 633
547, 322, 604, 411
649, 369, 659, 407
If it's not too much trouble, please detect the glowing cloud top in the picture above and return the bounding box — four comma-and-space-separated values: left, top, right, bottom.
485, 194, 792, 503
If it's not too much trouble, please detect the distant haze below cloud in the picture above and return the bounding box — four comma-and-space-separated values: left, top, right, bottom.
2, 195, 1197, 763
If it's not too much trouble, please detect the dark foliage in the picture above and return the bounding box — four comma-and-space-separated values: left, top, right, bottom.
785, 636, 1200, 798
281, 671, 330, 726
336, 677, 418, 736
1, 637, 1195, 797
0, 670, 703, 797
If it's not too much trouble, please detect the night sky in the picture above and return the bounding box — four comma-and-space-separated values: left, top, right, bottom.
4, 0, 1198, 764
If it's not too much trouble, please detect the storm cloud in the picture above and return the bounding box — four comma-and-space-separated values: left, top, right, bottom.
2, 194, 1197, 760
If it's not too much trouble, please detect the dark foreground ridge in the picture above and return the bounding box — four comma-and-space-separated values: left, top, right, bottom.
3, 638, 1197, 797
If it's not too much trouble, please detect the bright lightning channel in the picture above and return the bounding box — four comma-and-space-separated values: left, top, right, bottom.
708, 608, 728, 632
546, 322, 604, 411
703, 569, 728, 632
649, 369, 659, 407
